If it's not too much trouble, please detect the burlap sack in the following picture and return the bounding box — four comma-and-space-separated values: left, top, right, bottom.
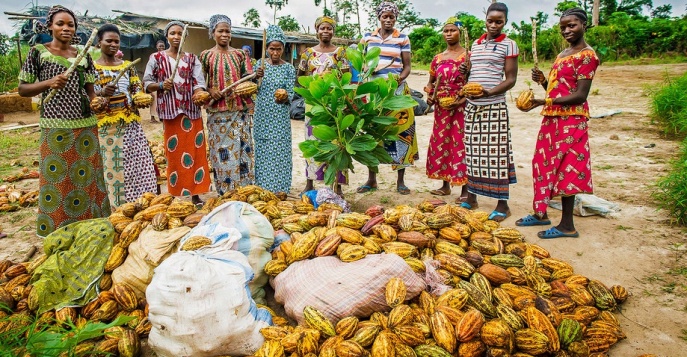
272, 254, 426, 324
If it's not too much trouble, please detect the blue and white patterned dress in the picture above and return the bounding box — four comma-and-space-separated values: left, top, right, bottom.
253, 60, 296, 193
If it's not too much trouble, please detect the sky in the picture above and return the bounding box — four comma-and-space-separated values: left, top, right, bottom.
2, 0, 685, 37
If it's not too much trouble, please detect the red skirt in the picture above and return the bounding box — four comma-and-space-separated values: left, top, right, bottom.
532, 115, 593, 216
163, 114, 211, 196
426, 105, 467, 185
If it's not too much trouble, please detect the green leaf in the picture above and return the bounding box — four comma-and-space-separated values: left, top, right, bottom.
349, 135, 378, 152
312, 125, 338, 141
309, 80, 330, 100
299, 140, 319, 158
317, 141, 339, 153
294, 87, 314, 101
365, 46, 381, 61
371, 116, 398, 125
347, 49, 363, 72
341, 72, 352, 85
298, 76, 313, 88
377, 79, 389, 97
323, 164, 338, 186
381, 96, 418, 111
365, 57, 380, 76
356, 82, 379, 95
353, 150, 380, 167
355, 119, 365, 133
340, 114, 355, 130
345, 142, 356, 155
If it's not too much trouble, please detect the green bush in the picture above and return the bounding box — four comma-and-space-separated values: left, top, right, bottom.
654, 141, 687, 225
0, 43, 28, 93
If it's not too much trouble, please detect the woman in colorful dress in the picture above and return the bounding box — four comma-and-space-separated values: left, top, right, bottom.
358, 1, 418, 195
200, 14, 256, 195
18, 5, 110, 237
515, 8, 600, 239
149, 40, 166, 123
297, 16, 348, 196
93, 24, 158, 208
253, 25, 296, 193
143, 20, 211, 205
424, 17, 469, 201
459, 2, 519, 221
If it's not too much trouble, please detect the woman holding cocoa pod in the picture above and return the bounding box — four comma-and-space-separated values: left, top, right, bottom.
18, 5, 111, 237
253, 25, 296, 193
298, 16, 349, 197
92, 24, 157, 208
515, 8, 599, 239
143, 20, 211, 205
424, 17, 469, 201
459, 2, 519, 222
200, 14, 256, 195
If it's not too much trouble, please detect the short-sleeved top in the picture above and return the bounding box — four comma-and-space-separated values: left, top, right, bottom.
541, 48, 600, 118
19, 44, 97, 128
199, 48, 254, 112
298, 47, 348, 75
93, 61, 144, 126
360, 28, 410, 78
142, 51, 206, 120
467, 33, 519, 106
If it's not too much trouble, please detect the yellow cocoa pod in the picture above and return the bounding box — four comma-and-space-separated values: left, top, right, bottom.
303, 305, 336, 337
335, 316, 359, 339
338, 244, 367, 262
372, 330, 397, 357
385, 277, 407, 308
430, 310, 456, 353
112, 283, 138, 311
167, 200, 197, 218
180, 236, 213, 251
104, 245, 127, 272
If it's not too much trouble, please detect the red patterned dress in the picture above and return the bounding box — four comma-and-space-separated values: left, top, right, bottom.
531, 47, 600, 216
426, 53, 468, 185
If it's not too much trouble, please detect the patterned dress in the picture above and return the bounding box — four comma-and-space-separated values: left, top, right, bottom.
464, 34, 519, 200
143, 51, 211, 197
426, 53, 468, 185
200, 48, 255, 195
253, 60, 296, 193
19, 44, 111, 237
532, 48, 600, 216
94, 61, 157, 207
361, 29, 419, 170
298, 47, 348, 184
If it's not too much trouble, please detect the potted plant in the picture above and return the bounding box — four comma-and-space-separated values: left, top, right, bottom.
295, 45, 418, 188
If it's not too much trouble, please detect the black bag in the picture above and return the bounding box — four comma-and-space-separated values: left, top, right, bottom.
290, 93, 305, 120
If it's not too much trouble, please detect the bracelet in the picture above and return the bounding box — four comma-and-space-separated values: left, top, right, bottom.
158, 82, 164, 90
545, 98, 553, 107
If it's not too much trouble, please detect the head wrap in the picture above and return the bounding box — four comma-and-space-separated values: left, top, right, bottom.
164, 21, 186, 36
443, 16, 463, 28
35, 5, 81, 44
242, 45, 252, 55
208, 14, 231, 39
266, 25, 286, 46
315, 16, 336, 30
376, 2, 399, 19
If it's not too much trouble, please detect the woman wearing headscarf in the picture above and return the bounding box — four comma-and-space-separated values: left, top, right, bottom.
253, 25, 296, 193
200, 14, 256, 195
93, 24, 157, 208
143, 20, 212, 205
358, 1, 418, 195
425, 17, 469, 201
242, 45, 258, 68
18, 5, 111, 236
297, 16, 349, 196
149, 40, 166, 123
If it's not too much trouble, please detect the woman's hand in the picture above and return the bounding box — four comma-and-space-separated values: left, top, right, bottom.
426, 97, 435, 106
256, 67, 265, 78
531, 67, 546, 85
458, 61, 471, 77
162, 78, 174, 91
49, 73, 69, 90
208, 87, 222, 101
448, 97, 467, 109
522, 98, 545, 112
101, 83, 117, 97
468, 88, 489, 99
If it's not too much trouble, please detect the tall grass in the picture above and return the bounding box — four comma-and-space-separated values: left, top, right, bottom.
651, 72, 687, 224
0, 45, 27, 93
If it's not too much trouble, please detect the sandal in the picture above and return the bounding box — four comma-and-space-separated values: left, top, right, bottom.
430, 188, 451, 196
515, 214, 551, 227
538, 227, 579, 239
460, 201, 478, 210
356, 185, 377, 193
397, 185, 411, 195
488, 210, 511, 222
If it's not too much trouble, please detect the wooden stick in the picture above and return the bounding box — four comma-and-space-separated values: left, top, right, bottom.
207, 73, 257, 106
531, 18, 539, 68
20, 246, 37, 263
424, 73, 441, 115
258, 28, 266, 87
166, 24, 189, 92
110, 58, 141, 89
43, 29, 97, 104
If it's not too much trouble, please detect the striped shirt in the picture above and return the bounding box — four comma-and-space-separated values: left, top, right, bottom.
143, 51, 206, 120
467, 33, 519, 106
360, 28, 410, 78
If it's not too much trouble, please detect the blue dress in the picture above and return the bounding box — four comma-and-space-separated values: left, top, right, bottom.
253, 60, 296, 193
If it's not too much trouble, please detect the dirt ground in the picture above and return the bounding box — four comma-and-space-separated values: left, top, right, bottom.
1, 63, 687, 356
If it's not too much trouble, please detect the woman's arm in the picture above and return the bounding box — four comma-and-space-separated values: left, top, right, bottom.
482, 56, 517, 97
398, 51, 411, 82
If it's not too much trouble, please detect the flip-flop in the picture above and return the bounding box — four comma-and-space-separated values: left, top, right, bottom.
488, 210, 511, 222
515, 214, 552, 227
430, 189, 451, 196
460, 201, 478, 210
397, 185, 411, 195
356, 185, 377, 193
538, 227, 580, 239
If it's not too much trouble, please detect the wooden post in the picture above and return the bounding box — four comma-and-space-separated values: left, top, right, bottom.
258, 29, 266, 87
592, 0, 600, 26
16, 37, 22, 67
